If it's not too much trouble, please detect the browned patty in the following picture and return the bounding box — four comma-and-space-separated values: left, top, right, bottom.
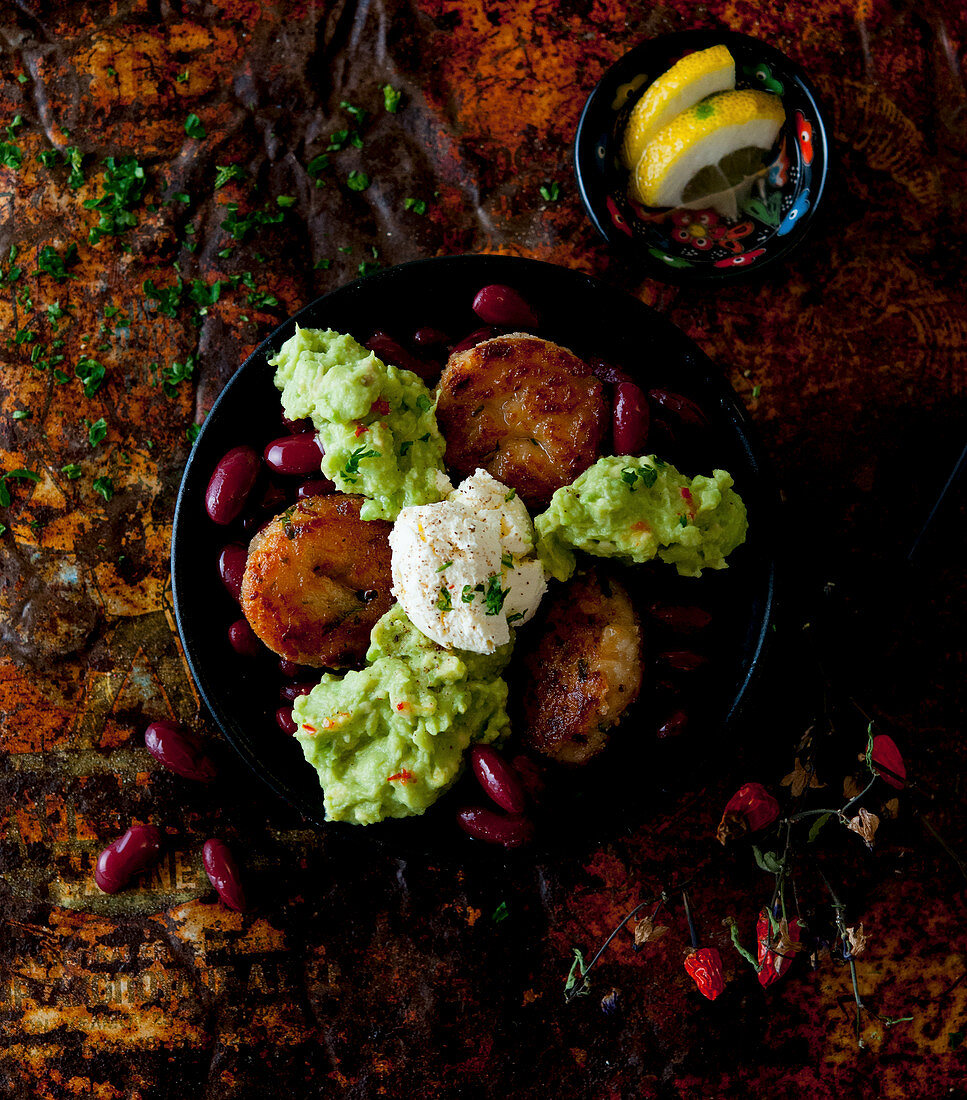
240, 494, 394, 668
435, 333, 607, 508
517, 567, 643, 764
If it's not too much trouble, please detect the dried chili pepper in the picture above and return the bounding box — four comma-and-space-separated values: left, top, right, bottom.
756, 909, 804, 988
684, 947, 725, 1000
871, 734, 906, 790
716, 781, 780, 844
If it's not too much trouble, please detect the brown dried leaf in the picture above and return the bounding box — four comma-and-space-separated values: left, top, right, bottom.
780, 757, 825, 798
846, 924, 869, 957
633, 917, 668, 947
846, 808, 880, 847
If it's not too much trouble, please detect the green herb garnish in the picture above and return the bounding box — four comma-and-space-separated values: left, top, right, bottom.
404, 197, 427, 215
92, 476, 114, 501
461, 585, 475, 604
184, 113, 206, 139
436, 561, 453, 572
35, 243, 78, 283
620, 465, 658, 491
483, 574, 510, 617
342, 446, 380, 482
416, 394, 432, 413
382, 85, 401, 113
84, 155, 147, 244
436, 583, 452, 612
86, 417, 107, 446
75, 357, 106, 397
346, 170, 369, 192
540, 181, 561, 202
214, 164, 246, 189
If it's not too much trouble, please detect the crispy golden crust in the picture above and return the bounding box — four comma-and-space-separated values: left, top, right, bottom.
240, 494, 394, 667
517, 568, 643, 764
435, 334, 607, 508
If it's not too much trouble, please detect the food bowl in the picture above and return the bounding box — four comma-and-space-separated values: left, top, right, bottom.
574, 30, 829, 283
171, 255, 776, 842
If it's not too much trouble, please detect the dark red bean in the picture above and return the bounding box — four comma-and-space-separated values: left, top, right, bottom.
451, 326, 499, 354
470, 745, 526, 814
657, 709, 689, 739
648, 389, 708, 427
472, 284, 539, 329
412, 326, 450, 349
278, 658, 308, 678
144, 721, 217, 782
281, 415, 313, 433
205, 446, 260, 525
229, 618, 260, 656
510, 754, 546, 800
280, 680, 319, 703
588, 357, 633, 386
95, 824, 163, 894
202, 838, 247, 912
297, 477, 335, 500
613, 381, 650, 455
456, 806, 534, 848
218, 543, 248, 601
263, 434, 324, 477
659, 650, 708, 672
276, 707, 298, 735
366, 332, 437, 383
648, 604, 712, 633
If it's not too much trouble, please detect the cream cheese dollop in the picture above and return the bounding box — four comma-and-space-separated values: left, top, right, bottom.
389, 469, 547, 654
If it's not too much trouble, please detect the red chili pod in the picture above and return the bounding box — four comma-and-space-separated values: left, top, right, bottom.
218, 543, 248, 601
716, 782, 780, 844
757, 909, 805, 988
470, 745, 527, 814
205, 446, 261, 525
263, 434, 325, 476
613, 381, 650, 456
648, 604, 713, 633
275, 707, 298, 735
456, 806, 533, 848
871, 734, 906, 790
684, 947, 725, 1000
144, 721, 217, 782
451, 326, 499, 354
94, 824, 164, 894
202, 838, 247, 911
228, 618, 260, 657
471, 284, 540, 329
365, 332, 437, 383
648, 388, 709, 427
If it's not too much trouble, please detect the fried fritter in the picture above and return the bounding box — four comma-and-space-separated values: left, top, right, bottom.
435, 333, 607, 508
240, 494, 394, 667
517, 567, 643, 764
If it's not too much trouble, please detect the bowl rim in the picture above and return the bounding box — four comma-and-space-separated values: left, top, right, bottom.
573, 28, 831, 284
170, 253, 778, 827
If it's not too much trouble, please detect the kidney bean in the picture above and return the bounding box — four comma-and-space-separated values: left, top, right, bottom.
456, 806, 534, 848
276, 707, 298, 735
280, 680, 319, 703
279, 658, 307, 678
510, 754, 546, 800
613, 381, 650, 455
648, 604, 712, 633
659, 650, 707, 672
229, 618, 260, 656
451, 326, 499, 354
470, 746, 526, 814
472, 284, 539, 329
412, 326, 450, 349
95, 824, 163, 894
218, 543, 248, 601
281, 415, 313, 433
648, 389, 708, 427
657, 709, 689, 739
588, 357, 633, 386
297, 477, 335, 500
263, 433, 324, 476
366, 332, 437, 383
144, 720, 218, 782
205, 446, 260, 525
202, 838, 247, 912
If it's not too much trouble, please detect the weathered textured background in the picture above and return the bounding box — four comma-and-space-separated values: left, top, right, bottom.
1, 0, 966, 1097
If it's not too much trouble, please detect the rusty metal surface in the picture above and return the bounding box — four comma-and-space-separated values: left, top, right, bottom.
1, 0, 966, 1097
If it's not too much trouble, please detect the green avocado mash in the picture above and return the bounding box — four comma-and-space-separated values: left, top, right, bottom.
270, 326, 449, 521
293, 605, 513, 824
535, 455, 748, 581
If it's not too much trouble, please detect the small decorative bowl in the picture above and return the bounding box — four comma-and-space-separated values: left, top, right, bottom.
574, 29, 829, 283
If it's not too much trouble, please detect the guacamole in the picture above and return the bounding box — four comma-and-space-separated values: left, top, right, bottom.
535, 455, 748, 581
293, 605, 513, 824
270, 326, 450, 521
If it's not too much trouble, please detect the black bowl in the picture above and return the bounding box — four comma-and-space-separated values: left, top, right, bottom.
171, 255, 776, 842
574, 30, 830, 283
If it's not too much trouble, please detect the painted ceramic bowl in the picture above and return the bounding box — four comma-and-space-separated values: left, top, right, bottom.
574, 30, 829, 282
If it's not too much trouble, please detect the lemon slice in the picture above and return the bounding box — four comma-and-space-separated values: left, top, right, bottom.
632, 90, 785, 219
620, 45, 735, 171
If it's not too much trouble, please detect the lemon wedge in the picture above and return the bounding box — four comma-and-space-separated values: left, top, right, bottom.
620, 45, 735, 171
631, 90, 785, 219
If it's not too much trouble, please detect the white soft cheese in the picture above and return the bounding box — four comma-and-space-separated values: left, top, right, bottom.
390, 469, 547, 654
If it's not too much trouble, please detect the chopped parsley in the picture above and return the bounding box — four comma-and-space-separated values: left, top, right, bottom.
340, 100, 367, 126
75, 357, 106, 397
307, 153, 330, 181
162, 355, 196, 397
16, 74, 27, 84
247, 289, 279, 309
501, 552, 514, 568
35, 243, 78, 282
143, 276, 184, 317
346, 170, 370, 192
184, 113, 206, 139
37, 149, 60, 168
0, 115, 24, 170
404, 197, 426, 215
175, 71, 189, 83
92, 476, 114, 501
461, 585, 476, 604
506, 612, 524, 624
540, 181, 561, 202
220, 201, 285, 242
214, 163, 246, 189
61, 463, 82, 480
752, 384, 762, 398
86, 417, 108, 446
436, 583, 452, 612
342, 446, 380, 482
504, 489, 516, 501
357, 261, 381, 277
276, 194, 296, 208
187, 422, 202, 444
327, 129, 357, 152
492, 901, 509, 923
382, 84, 402, 113
416, 394, 432, 413
0, 468, 40, 507
436, 561, 453, 573
399, 440, 413, 456
12, 410, 30, 421
84, 155, 147, 244
483, 574, 510, 617
620, 465, 658, 491
314, 258, 331, 270
679, 514, 688, 528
